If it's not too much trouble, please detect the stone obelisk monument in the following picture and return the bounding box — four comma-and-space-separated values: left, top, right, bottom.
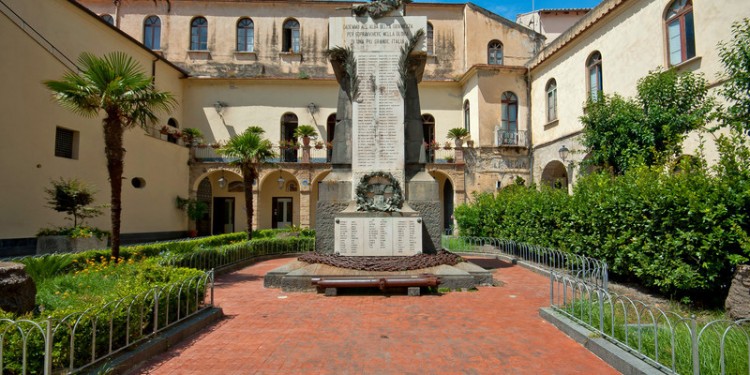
316, 1, 441, 255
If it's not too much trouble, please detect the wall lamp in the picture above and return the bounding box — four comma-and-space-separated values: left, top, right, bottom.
307, 102, 318, 115
558, 145, 569, 161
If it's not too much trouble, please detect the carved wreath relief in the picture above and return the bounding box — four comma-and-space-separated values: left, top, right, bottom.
355, 171, 404, 212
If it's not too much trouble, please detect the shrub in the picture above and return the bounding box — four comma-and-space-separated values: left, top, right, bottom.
455, 165, 750, 306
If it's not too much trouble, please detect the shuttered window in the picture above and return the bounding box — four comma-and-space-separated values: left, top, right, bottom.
55, 127, 76, 159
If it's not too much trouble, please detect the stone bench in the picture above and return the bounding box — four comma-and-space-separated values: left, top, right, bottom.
311, 274, 441, 296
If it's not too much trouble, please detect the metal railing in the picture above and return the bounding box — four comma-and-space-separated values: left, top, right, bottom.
0, 271, 214, 374
551, 273, 750, 374
495, 129, 528, 147
441, 235, 608, 289
193, 146, 332, 163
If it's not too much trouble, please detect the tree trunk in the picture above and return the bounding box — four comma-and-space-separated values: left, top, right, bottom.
243, 166, 256, 240
104, 117, 125, 260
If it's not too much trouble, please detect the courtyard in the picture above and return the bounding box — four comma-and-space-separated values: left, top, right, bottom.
135, 257, 617, 374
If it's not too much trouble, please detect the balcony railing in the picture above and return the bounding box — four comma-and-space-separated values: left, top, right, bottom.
495, 129, 528, 147
193, 146, 332, 163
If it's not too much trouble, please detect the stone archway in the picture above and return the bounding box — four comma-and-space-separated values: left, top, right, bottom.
428, 170, 456, 235
541, 161, 568, 190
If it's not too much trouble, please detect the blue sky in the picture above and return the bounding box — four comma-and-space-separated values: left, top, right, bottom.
414, 0, 603, 20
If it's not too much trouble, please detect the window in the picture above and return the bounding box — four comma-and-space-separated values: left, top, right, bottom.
283, 19, 300, 53
143, 16, 161, 50
426, 22, 434, 55
546, 79, 557, 122
55, 127, 77, 159
501, 92, 518, 133
587, 51, 603, 101
488, 40, 503, 65
190, 17, 208, 51
463, 100, 470, 132
100, 14, 114, 25
237, 18, 254, 52
665, 0, 695, 66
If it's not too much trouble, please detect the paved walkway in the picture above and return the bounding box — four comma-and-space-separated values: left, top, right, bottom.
136, 257, 618, 374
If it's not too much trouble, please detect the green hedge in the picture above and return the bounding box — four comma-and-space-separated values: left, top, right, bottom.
455, 165, 750, 305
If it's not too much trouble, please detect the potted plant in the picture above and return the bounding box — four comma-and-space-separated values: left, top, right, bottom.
314, 140, 325, 149
429, 140, 441, 151
445, 155, 455, 163
36, 178, 109, 254
326, 141, 333, 149
443, 141, 453, 150
159, 125, 170, 135
177, 196, 209, 237
210, 142, 222, 149
447, 128, 470, 147
182, 128, 203, 146
294, 125, 318, 147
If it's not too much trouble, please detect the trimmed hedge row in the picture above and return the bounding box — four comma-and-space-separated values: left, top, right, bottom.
455, 165, 750, 305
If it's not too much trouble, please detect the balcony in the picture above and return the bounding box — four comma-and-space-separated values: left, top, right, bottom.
495, 129, 528, 148
193, 145, 332, 163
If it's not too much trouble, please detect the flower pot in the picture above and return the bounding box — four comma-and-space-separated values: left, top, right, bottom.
302, 136, 311, 147
454, 139, 464, 148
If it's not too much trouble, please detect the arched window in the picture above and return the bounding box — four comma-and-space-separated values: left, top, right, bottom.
281, 113, 298, 162
488, 40, 503, 65
426, 22, 434, 55
283, 19, 300, 53
237, 18, 254, 52
587, 51, 603, 101
100, 14, 114, 25
463, 100, 470, 132
422, 114, 435, 163
143, 16, 161, 50
665, 0, 695, 66
190, 17, 208, 51
546, 79, 557, 122
501, 92, 518, 145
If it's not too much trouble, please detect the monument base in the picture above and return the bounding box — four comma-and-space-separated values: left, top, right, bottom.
264, 259, 493, 293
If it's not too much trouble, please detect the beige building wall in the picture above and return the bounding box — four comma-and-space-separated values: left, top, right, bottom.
529, 0, 750, 185
0, 0, 189, 242
516, 10, 590, 44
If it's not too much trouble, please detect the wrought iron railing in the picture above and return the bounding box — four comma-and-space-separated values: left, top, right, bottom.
441, 235, 608, 289
0, 271, 213, 374
193, 146, 332, 163
495, 129, 528, 147
550, 274, 750, 374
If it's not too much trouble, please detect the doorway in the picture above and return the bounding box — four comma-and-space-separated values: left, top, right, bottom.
272, 197, 293, 229
212, 197, 235, 234
282, 113, 298, 162
443, 179, 454, 234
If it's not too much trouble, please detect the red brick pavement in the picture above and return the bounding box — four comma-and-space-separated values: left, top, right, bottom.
135, 257, 618, 375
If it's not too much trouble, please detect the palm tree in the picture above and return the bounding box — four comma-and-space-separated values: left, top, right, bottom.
217, 128, 276, 239
44, 52, 176, 260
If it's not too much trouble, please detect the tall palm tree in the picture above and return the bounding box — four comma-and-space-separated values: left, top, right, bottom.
44, 52, 176, 260
217, 128, 276, 239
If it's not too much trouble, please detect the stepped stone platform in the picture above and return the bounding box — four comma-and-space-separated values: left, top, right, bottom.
264, 258, 493, 293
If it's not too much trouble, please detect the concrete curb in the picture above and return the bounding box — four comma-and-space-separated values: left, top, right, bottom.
539, 307, 663, 375
212, 252, 307, 277
98, 307, 224, 375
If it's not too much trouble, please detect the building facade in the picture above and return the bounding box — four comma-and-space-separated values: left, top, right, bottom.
1, 0, 748, 254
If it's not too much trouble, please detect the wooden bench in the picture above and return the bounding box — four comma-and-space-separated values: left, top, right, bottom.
311, 274, 441, 296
